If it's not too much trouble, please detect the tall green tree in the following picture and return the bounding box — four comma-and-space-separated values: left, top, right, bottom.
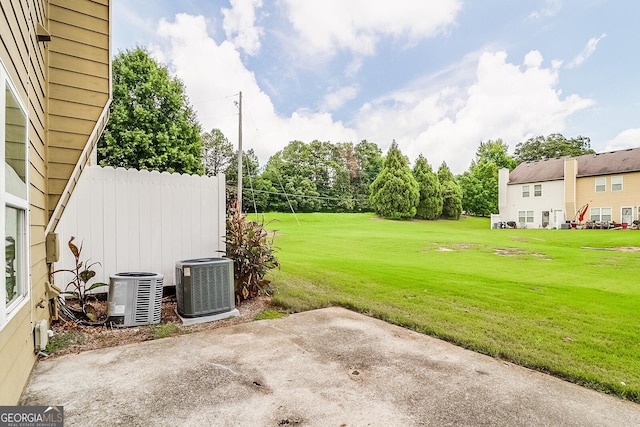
202, 128, 234, 177
474, 139, 517, 170
98, 47, 203, 174
459, 139, 515, 217
513, 134, 594, 163
227, 149, 274, 213
369, 141, 419, 219
437, 162, 462, 220
413, 155, 442, 220
353, 140, 383, 211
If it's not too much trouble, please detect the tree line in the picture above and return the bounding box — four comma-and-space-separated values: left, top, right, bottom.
98, 47, 596, 220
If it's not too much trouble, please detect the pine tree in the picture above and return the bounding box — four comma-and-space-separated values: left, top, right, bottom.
413, 155, 443, 220
437, 162, 462, 220
369, 141, 419, 219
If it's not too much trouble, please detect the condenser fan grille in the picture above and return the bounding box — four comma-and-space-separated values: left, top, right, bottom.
134, 278, 163, 324
192, 264, 230, 312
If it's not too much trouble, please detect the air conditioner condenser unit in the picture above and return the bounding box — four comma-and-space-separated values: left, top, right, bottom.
108, 272, 163, 327
175, 258, 234, 318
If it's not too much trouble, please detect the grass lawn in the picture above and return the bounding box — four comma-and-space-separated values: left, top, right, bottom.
261, 212, 640, 402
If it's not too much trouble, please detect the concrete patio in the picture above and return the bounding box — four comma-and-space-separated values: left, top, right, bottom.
21, 307, 640, 426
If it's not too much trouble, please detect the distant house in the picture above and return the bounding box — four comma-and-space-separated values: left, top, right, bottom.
1, 0, 111, 404
498, 147, 640, 228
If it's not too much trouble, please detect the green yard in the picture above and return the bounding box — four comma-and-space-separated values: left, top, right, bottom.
262, 213, 640, 401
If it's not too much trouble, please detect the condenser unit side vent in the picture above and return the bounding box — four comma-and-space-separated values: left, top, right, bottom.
108, 272, 163, 327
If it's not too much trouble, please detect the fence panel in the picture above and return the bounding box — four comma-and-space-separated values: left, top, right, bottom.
53, 166, 226, 290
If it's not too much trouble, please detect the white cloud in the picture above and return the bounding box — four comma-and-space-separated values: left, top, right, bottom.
151, 14, 593, 176
567, 33, 607, 68
320, 85, 359, 112
604, 129, 640, 151
281, 0, 462, 57
222, 0, 264, 55
528, 0, 562, 20
354, 50, 594, 173
153, 14, 356, 164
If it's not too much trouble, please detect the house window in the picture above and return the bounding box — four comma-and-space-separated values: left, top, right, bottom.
1, 60, 29, 328
590, 207, 612, 222
534, 184, 542, 197
611, 176, 622, 192
522, 185, 530, 197
595, 177, 606, 192
518, 211, 534, 224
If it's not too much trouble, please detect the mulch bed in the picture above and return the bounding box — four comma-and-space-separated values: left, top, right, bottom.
46, 293, 273, 358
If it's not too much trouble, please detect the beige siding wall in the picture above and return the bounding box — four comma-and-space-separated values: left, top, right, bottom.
576, 172, 640, 223
48, 0, 110, 220
1, 0, 111, 405
0, 0, 48, 405
563, 159, 577, 219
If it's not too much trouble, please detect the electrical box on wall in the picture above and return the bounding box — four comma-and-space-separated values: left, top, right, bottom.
46, 233, 59, 263
34, 319, 51, 351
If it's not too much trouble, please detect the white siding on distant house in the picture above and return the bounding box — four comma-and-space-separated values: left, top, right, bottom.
502, 180, 565, 228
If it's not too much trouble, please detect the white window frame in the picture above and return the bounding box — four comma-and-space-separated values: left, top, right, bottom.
611, 176, 623, 192
595, 177, 606, 192
1, 59, 29, 329
526, 211, 534, 223
533, 184, 542, 197
518, 211, 525, 224
590, 207, 612, 222
522, 185, 530, 198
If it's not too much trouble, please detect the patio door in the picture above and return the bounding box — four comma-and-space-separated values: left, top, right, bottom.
553, 210, 564, 228
621, 207, 633, 225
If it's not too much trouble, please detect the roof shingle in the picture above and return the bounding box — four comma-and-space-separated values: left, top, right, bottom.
508, 147, 640, 184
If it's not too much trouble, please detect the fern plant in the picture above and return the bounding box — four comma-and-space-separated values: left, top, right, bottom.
224, 210, 279, 301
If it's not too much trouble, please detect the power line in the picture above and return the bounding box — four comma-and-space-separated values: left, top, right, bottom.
241, 188, 369, 202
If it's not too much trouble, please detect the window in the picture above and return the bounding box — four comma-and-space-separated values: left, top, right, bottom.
611, 176, 622, 192
595, 177, 606, 192
518, 211, 534, 224
522, 185, 530, 197
1, 60, 28, 328
534, 184, 542, 197
590, 207, 612, 222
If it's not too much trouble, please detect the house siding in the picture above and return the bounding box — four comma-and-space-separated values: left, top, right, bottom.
576, 172, 640, 223
47, 0, 110, 222
0, 0, 111, 404
0, 0, 48, 405
503, 180, 565, 228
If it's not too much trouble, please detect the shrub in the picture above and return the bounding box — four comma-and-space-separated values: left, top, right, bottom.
225, 210, 279, 301
369, 141, 419, 219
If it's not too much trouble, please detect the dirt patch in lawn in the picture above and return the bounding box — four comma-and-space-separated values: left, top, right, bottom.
45, 294, 275, 359
582, 246, 640, 252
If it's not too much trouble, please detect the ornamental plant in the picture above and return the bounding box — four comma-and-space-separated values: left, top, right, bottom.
52, 237, 107, 322
224, 210, 279, 301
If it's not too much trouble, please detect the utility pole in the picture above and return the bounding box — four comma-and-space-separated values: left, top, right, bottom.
236, 91, 243, 213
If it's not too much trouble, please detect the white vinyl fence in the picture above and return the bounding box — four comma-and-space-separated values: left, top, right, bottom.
53, 166, 226, 290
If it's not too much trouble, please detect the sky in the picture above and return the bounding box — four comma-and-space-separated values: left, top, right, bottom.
112, 0, 640, 174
